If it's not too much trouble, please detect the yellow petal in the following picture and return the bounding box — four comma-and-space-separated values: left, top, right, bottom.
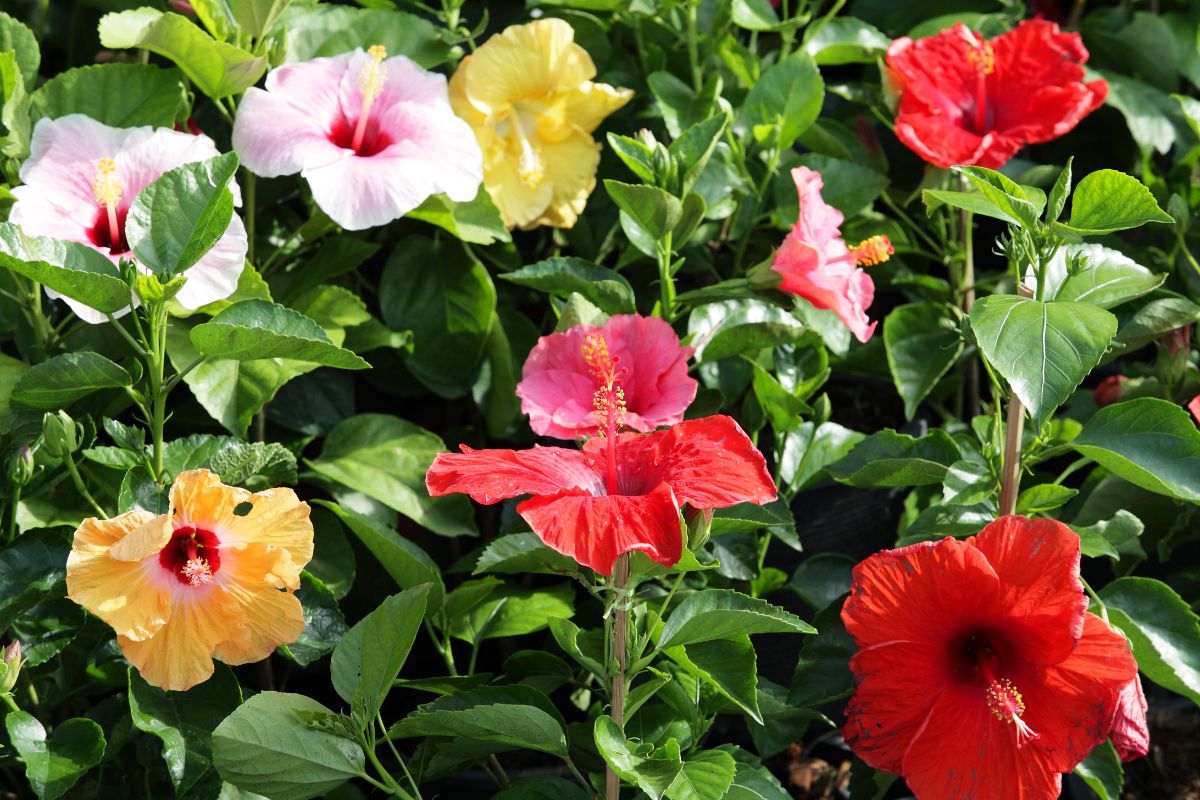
537, 82, 634, 142
525, 132, 601, 230
212, 542, 305, 665
118, 591, 240, 692
67, 512, 173, 642
170, 469, 251, 532
461, 19, 594, 115
485, 150, 555, 229
107, 514, 172, 562
218, 488, 314, 576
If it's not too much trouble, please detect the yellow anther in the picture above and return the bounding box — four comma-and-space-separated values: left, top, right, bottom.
581, 334, 626, 435
359, 44, 388, 103
849, 235, 894, 267
92, 158, 123, 207
964, 39, 995, 76
183, 558, 214, 587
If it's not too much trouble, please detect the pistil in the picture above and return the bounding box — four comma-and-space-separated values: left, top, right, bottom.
582, 333, 626, 496
352, 45, 388, 154
829, 234, 894, 268
981, 662, 1038, 748
511, 113, 545, 188
962, 29, 995, 134
92, 158, 123, 250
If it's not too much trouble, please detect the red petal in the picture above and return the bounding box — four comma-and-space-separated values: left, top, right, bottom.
593, 416, 777, 510
517, 484, 682, 575
1189, 395, 1200, 425
969, 516, 1087, 665
844, 640, 950, 774
901, 681, 1063, 800
426, 445, 601, 504
841, 536, 1001, 648
1016, 613, 1138, 773
1110, 675, 1149, 762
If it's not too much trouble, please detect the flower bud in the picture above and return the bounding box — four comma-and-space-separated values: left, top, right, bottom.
0, 641, 22, 694
42, 410, 80, 458
1093, 375, 1127, 407
686, 507, 714, 552
6, 444, 34, 487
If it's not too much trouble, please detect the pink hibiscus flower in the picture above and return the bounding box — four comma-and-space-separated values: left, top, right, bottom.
10, 114, 247, 323
517, 315, 697, 440
1189, 396, 1200, 426
771, 167, 891, 343
232, 46, 482, 231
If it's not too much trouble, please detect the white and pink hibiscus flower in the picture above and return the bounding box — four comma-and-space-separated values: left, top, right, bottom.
232, 46, 483, 231
771, 166, 893, 343
10, 114, 247, 323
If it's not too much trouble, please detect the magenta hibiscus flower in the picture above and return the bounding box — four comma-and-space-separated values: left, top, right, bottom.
232, 46, 482, 231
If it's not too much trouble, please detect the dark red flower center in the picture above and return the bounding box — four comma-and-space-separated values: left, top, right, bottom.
328, 114, 394, 157
952, 628, 1039, 748
158, 526, 221, 586
88, 205, 129, 255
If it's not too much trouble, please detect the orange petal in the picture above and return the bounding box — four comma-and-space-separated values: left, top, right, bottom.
118, 591, 240, 692
212, 542, 305, 665
218, 488, 314, 575
107, 514, 172, 562
170, 469, 251, 532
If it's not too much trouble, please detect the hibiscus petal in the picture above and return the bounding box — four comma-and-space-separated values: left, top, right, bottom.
118, 591, 242, 692
211, 542, 305, 665
218, 487, 314, 577
16, 114, 148, 213
969, 516, 1087, 665
171, 469, 252, 534
1109, 675, 1150, 762
517, 484, 682, 575
172, 214, 248, 311
524, 131, 601, 230
427, 445, 602, 504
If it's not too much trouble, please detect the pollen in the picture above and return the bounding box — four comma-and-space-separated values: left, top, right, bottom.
518, 150, 545, 188
182, 558, 214, 587
581, 333, 626, 435
849, 235, 894, 267
92, 158, 123, 207
359, 44, 388, 103
987, 678, 1039, 749
965, 40, 995, 76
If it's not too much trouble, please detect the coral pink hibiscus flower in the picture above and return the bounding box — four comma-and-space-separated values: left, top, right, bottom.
428, 332, 775, 574
841, 515, 1145, 799
771, 167, 891, 343
233, 46, 482, 231
886, 20, 1107, 169
517, 314, 697, 440
9, 114, 247, 323
1189, 396, 1200, 426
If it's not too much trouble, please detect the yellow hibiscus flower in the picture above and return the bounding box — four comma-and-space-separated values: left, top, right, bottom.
66, 469, 313, 692
449, 18, 633, 230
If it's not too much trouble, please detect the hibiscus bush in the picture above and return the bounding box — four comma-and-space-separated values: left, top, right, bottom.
1, 1, 1200, 799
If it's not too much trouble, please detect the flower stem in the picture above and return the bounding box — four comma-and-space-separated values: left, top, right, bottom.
998, 283, 1034, 516
377, 713, 423, 800
686, 0, 701, 92
64, 456, 108, 518
657, 234, 675, 323
1, 693, 18, 714
606, 553, 630, 800
7, 485, 20, 544
960, 201, 979, 418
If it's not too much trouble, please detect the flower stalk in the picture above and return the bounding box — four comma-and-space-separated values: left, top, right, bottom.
607, 553, 630, 800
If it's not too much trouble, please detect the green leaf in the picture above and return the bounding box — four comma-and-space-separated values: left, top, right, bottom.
594, 715, 682, 800
969, 296, 1117, 427
99, 9, 267, 99
659, 589, 814, 649
125, 153, 238, 278
778, 420, 863, 492
1075, 740, 1123, 800
0, 532, 66, 634
473, 532, 580, 576
670, 114, 729, 195
0, 223, 130, 313
208, 440, 297, 489
1099, 577, 1200, 705
307, 414, 476, 538
548, 617, 604, 676
230, 0, 292, 39
447, 581, 574, 645
648, 70, 716, 139
1064, 169, 1173, 234
608, 132, 658, 183
316, 501, 445, 611
1053, 244, 1164, 309
742, 52, 824, 149
493, 777, 593, 800
10, 352, 131, 409
789, 553, 854, 611
305, 507, 356, 600
1046, 158, 1073, 223
922, 188, 1019, 225
953, 166, 1044, 229
0, 12, 37, 87
379, 235, 495, 397
666, 749, 737, 800
281, 6, 451, 68
789, 599, 854, 707
884, 302, 963, 420
1072, 398, 1200, 504
5, 713, 105, 800
388, 685, 568, 757
802, 17, 891, 65
666, 637, 761, 723
280, 572, 347, 667
827, 429, 959, 487
790, 153, 889, 216
213, 693, 365, 800
9, 600, 83, 666
501, 257, 635, 315
605, 180, 682, 257
688, 299, 806, 363
128, 665, 242, 799
335, 587, 429, 726
1015, 484, 1077, 514
190, 300, 369, 369
31, 63, 184, 127
119, 465, 169, 514
407, 188, 511, 245
731, 0, 780, 30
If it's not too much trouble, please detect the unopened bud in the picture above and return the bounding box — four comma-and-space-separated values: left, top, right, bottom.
42, 411, 79, 458
6, 444, 34, 487
0, 641, 22, 694
686, 507, 714, 552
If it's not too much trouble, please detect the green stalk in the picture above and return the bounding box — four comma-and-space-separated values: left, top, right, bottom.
657, 234, 676, 323
606, 553, 631, 800
63, 456, 107, 518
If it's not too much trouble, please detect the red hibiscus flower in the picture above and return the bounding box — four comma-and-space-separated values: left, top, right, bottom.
886, 20, 1107, 169
1109, 676, 1150, 762
1093, 375, 1127, 407
427, 332, 775, 574
842, 516, 1144, 799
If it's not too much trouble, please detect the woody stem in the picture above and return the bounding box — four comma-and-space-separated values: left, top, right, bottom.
606, 552, 630, 800
960, 181, 979, 418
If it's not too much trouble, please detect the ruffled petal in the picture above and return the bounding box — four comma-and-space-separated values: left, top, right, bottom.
538, 82, 633, 140
118, 590, 242, 691
108, 514, 173, 562
117, 127, 240, 203
969, 516, 1087, 665
211, 541, 305, 665
216, 487, 313, 578
460, 18, 594, 115
427, 445, 602, 504
1109, 676, 1149, 762
517, 484, 682, 575
66, 512, 173, 642
482, 148, 555, 229
520, 131, 600, 230
170, 469, 251, 533
17, 115, 149, 212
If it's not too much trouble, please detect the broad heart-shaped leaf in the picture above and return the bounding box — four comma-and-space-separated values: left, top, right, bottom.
953, 166, 1044, 229
0, 11, 38, 87
0, 223, 131, 313
665, 636, 761, 723
1075, 741, 1123, 800
1048, 244, 1164, 309
212, 692, 365, 800
125, 153, 238, 278
446, 580, 574, 645
1072, 398, 1200, 504
666, 748, 737, 800
10, 351, 132, 409
802, 16, 891, 65
230, 0, 291, 38
658, 589, 814, 649
827, 429, 959, 487
0, 529, 68, 632
605, 180, 681, 257
1100, 577, 1200, 706
388, 685, 568, 757
883, 302, 963, 420
190, 300, 369, 369
1063, 169, 1173, 235
281, 5, 451, 67
307, 414, 476, 537
922, 188, 1020, 226
338, 587, 429, 728
742, 51, 824, 149
31, 63, 185, 127
98, 8, 267, 99
379, 235, 495, 398
789, 599, 855, 708
5, 712, 105, 800
473, 532, 581, 576
407, 188, 511, 245
969, 296, 1117, 427
500, 257, 636, 315
315, 501, 444, 611
594, 715, 683, 800
128, 665, 242, 799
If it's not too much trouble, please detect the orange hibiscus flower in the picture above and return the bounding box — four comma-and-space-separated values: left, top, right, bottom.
66, 469, 313, 691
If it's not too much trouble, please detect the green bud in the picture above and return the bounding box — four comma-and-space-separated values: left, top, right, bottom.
6, 444, 34, 487
686, 507, 713, 552
0, 641, 22, 694
42, 410, 80, 458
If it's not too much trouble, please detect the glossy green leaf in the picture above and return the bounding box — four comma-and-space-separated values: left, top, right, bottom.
954, 166, 1043, 228
1075, 740, 1122, 800
9, 600, 83, 666
742, 52, 823, 149
594, 715, 682, 800
501, 257, 635, 315
788, 599, 854, 707
605, 180, 682, 257
473, 532, 580, 576
0, 11, 37, 87
0, 223, 130, 313
0, 530, 68, 631
828, 428, 959, 487
1015, 484, 1077, 514
447, 581, 574, 645
1053, 245, 1164, 309
407, 188, 511, 245
281, 5, 451, 67
280, 573, 347, 667
1064, 169, 1173, 234
31, 63, 184, 127
803, 17, 891, 64
790, 553, 854, 611
10, 352, 131, 409
884, 302, 963, 420
1100, 577, 1200, 705
666, 636, 761, 723
666, 748, 737, 800
659, 589, 814, 649
389, 685, 568, 756
5, 713, 105, 800
190, 300, 369, 369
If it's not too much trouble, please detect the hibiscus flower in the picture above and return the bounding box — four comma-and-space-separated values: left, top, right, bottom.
885, 20, 1107, 169
1093, 375, 1127, 407
9, 114, 247, 323
1189, 395, 1200, 426
448, 18, 633, 230
517, 314, 697, 440
66, 469, 313, 691
841, 515, 1146, 799
771, 167, 891, 343
233, 46, 482, 231
429, 331, 774, 574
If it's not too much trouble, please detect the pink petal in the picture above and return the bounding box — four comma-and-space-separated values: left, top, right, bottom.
773, 239, 877, 343
301, 152, 433, 231
790, 166, 845, 252
426, 445, 603, 505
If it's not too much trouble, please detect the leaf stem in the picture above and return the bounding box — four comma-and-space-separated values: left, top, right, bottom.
6, 484, 19, 544
377, 713, 422, 800
63, 456, 108, 518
